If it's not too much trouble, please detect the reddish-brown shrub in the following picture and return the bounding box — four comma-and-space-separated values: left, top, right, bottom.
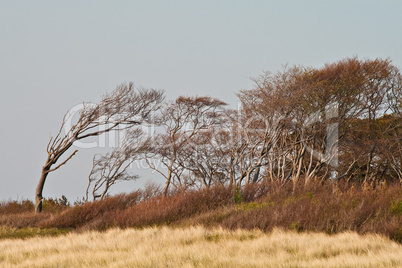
0, 200, 35, 214
1, 180, 401, 243
219, 181, 402, 243
40, 191, 143, 229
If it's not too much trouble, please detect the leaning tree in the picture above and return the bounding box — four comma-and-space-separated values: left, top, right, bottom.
85, 128, 152, 201
145, 96, 227, 196
35, 83, 164, 212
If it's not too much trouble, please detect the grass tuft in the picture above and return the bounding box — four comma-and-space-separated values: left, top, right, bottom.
0, 226, 71, 240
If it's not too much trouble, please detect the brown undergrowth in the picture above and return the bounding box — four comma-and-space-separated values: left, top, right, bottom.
1, 180, 401, 243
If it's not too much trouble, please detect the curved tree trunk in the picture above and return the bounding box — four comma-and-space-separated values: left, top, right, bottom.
35, 166, 50, 213
34, 84, 164, 213
163, 168, 173, 197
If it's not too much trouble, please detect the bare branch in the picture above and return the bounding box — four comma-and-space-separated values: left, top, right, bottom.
46, 150, 78, 173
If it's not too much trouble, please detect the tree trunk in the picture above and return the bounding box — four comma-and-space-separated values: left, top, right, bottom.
252, 166, 261, 183
229, 165, 236, 190
163, 177, 171, 197
35, 167, 49, 213
163, 160, 174, 197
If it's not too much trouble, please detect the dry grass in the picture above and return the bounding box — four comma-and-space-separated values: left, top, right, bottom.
0, 226, 71, 240
0, 226, 401, 267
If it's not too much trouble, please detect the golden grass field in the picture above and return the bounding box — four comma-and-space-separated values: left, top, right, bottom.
0, 227, 401, 267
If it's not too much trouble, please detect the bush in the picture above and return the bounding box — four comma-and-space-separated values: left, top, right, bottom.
1, 181, 401, 243
0, 199, 34, 214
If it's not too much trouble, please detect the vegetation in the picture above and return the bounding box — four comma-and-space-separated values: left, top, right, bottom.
2, 57, 398, 265
1, 181, 401, 243
35, 84, 164, 212
38, 57, 401, 210
1, 226, 401, 267
0, 226, 70, 240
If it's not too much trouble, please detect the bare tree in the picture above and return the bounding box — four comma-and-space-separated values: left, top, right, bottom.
35, 83, 164, 212
239, 57, 402, 188
177, 129, 228, 188
146, 96, 226, 196
86, 128, 151, 201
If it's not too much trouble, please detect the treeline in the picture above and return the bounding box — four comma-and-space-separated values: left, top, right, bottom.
86, 57, 401, 200
35, 57, 401, 211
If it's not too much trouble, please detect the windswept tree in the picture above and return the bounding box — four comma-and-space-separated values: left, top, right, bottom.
239, 57, 402, 186
302, 58, 402, 182
36, 83, 164, 212
146, 96, 226, 196
177, 129, 228, 188
237, 66, 307, 187
86, 128, 151, 201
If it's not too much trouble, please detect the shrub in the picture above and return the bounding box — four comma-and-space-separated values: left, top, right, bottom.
1, 180, 401, 243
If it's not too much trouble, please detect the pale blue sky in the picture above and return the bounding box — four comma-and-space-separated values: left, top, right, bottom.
1, 1, 401, 202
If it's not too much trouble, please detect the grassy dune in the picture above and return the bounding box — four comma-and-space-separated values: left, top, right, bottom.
2, 182, 401, 243
0, 226, 401, 267
1, 182, 401, 266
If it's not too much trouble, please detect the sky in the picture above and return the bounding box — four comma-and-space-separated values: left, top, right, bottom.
1, 0, 401, 202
